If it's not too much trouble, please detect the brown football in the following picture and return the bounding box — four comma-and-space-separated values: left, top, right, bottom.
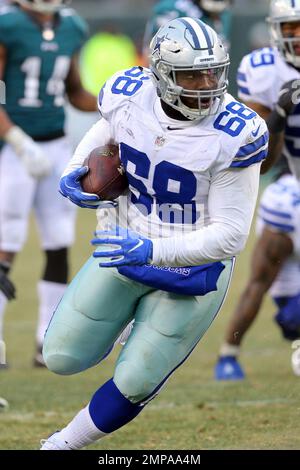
81, 144, 128, 201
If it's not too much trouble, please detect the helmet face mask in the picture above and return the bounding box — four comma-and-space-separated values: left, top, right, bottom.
199, 0, 232, 14
149, 17, 230, 120
268, 0, 300, 67
15, 0, 71, 13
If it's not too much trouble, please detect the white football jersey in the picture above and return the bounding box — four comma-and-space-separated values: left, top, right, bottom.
97, 67, 268, 241
256, 174, 300, 298
237, 47, 300, 181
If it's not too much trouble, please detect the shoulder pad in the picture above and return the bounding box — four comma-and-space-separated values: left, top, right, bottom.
59, 7, 79, 17
60, 8, 88, 37
98, 67, 151, 120
237, 47, 278, 106
0, 5, 17, 17
213, 95, 269, 169
0, 6, 23, 45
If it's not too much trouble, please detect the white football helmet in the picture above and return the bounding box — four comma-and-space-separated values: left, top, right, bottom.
268, 0, 300, 67
149, 17, 230, 120
199, 0, 232, 14
15, 0, 71, 13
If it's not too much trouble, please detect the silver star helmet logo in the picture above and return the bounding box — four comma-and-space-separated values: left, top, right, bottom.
154, 35, 166, 53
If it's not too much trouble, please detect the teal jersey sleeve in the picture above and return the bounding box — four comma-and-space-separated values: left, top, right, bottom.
0, 6, 88, 139
59, 8, 89, 54
0, 5, 20, 48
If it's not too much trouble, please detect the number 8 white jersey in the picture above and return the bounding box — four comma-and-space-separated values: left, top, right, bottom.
0, 5, 87, 140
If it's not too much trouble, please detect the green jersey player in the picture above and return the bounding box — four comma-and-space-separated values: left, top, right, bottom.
0, 0, 97, 368
143, 0, 233, 60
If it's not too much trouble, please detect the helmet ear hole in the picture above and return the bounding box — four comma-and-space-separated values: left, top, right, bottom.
149, 17, 230, 120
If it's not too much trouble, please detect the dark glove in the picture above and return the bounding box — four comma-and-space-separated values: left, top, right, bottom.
276, 79, 300, 118
267, 79, 300, 133
0, 266, 16, 301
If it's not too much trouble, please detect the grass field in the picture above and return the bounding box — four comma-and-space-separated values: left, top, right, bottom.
0, 208, 300, 450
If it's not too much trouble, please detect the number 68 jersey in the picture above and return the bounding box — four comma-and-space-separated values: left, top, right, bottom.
0, 4, 87, 140
97, 67, 268, 239
237, 47, 300, 181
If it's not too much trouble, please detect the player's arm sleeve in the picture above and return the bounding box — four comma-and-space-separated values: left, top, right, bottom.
151, 164, 261, 267
0, 24, 9, 48
230, 123, 269, 169
71, 13, 89, 52
61, 117, 112, 177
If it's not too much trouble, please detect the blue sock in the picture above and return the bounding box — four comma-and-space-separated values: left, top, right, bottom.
89, 378, 144, 433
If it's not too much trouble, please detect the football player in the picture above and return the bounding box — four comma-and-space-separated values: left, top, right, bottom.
236, 0, 300, 176
41, 17, 267, 449
0, 0, 97, 367
216, 0, 300, 379
215, 166, 300, 380
143, 0, 233, 61
215, 0, 300, 379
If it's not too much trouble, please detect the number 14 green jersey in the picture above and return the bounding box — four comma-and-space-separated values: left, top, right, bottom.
0, 5, 87, 139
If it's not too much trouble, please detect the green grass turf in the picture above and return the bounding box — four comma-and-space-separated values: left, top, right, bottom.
0, 208, 299, 450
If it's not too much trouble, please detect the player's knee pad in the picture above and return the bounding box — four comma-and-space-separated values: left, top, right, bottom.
114, 358, 164, 404
43, 349, 83, 376
43, 296, 115, 375
43, 309, 104, 375
40, 208, 76, 250
0, 216, 28, 252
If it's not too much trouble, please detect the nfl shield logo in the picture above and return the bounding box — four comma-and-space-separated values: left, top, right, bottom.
155, 136, 166, 147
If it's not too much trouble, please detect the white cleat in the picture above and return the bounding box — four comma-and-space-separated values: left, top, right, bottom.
0, 396, 9, 411
291, 348, 300, 377
40, 432, 74, 450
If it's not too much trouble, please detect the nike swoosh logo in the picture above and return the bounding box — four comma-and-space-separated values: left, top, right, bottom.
167, 126, 183, 131
128, 239, 144, 253
251, 125, 261, 138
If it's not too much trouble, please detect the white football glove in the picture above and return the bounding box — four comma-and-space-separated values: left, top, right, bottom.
4, 126, 52, 179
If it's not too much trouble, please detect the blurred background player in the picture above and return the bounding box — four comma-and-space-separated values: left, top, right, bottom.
0, 0, 97, 367
236, 0, 300, 175
143, 0, 233, 62
215, 163, 300, 380
215, 0, 300, 378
